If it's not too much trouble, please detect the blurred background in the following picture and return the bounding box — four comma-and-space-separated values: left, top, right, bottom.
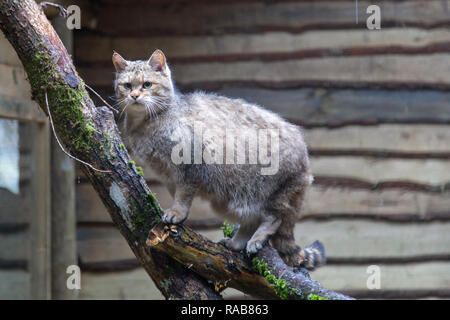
1, 0, 450, 299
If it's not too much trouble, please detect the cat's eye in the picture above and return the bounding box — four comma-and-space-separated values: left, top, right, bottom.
123, 83, 132, 90
143, 81, 152, 89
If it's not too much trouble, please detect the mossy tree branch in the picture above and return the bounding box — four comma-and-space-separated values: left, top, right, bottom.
0, 0, 352, 300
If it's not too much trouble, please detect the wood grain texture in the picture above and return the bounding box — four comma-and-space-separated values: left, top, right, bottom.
0, 64, 34, 100
304, 186, 450, 217
313, 262, 450, 291
75, 28, 450, 65
305, 125, 450, 153
0, 230, 29, 261
94, 1, 450, 36
79, 54, 450, 89
311, 157, 450, 185
79, 269, 163, 300
0, 188, 30, 224
0, 33, 23, 66
207, 88, 450, 126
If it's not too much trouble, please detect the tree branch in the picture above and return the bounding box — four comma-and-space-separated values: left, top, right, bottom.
0, 0, 352, 300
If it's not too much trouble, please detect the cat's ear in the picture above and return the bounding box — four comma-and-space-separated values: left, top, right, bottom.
112, 51, 128, 72
148, 49, 167, 72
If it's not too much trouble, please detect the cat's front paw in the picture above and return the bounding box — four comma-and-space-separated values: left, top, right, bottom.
246, 239, 265, 255
162, 208, 187, 224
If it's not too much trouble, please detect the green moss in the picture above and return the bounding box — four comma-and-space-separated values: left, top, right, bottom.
252, 257, 295, 300
130, 193, 162, 239
24, 51, 101, 155
221, 221, 237, 238
307, 294, 328, 300
127, 160, 144, 177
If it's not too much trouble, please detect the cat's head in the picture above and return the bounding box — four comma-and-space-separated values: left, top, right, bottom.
112, 49, 175, 118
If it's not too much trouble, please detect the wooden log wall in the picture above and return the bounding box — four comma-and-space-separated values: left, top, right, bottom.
4, 0, 446, 299
0, 33, 38, 299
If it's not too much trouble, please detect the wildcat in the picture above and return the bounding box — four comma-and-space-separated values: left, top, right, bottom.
112, 49, 324, 269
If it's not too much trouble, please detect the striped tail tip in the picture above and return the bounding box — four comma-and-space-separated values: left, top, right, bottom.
300, 240, 326, 271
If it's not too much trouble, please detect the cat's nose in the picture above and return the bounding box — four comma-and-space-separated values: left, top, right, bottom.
130, 91, 140, 100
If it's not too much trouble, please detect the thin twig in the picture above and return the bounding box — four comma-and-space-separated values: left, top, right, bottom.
45, 91, 111, 173
85, 83, 119, 114
39, 1, 68, 17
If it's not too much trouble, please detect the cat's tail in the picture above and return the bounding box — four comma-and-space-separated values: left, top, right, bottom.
299, 240, 326, 270
270, 219, 326, 270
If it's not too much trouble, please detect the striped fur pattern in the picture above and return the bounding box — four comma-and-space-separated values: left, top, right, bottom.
300, 240, 326, 270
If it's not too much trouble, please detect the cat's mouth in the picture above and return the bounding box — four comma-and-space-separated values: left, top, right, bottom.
118, 96, 170, 120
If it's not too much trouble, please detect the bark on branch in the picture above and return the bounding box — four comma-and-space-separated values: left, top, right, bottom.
0, 0, 352, 300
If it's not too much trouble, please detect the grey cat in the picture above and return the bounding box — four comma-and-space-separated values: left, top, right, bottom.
112, 49, 324, 269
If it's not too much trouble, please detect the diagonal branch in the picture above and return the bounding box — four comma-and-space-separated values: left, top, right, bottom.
0, 0, 352, 300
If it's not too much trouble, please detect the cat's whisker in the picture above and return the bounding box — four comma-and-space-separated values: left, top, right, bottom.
119, 100, 132, 120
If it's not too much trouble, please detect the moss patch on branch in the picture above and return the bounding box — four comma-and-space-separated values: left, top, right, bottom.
252, 257, 299, 299
221, 221, 237, 238
23, 51, 99, 155
131, 193, 163, 240
307, 294, 328, 300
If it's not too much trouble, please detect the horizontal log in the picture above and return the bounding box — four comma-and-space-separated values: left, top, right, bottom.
77, 226, 136, 264
0, 230, 29, 261
79, 269, 164, 300
79, 54, 450, 89
313, 262, 450, 292
312, 176, 450, 194
0, 33, 22, 66
326, 255, 450, 265
310, 150, 450, 160
311, 157, 450, 185
75, 28, 450, 65
94, 1, 450, 36
80, 258, 140, 273
79, 267, 246, 299
76, 220, 450, 264
0, 188, 30, 224
304, 187, 450, 217
187, 87, 450, 126
342, 289, 450, 299
0, 64, 34, 101
0, 223, 28, 233
78, 268, 258, 300
0, 96, 46, 122
306, 125, 450, 153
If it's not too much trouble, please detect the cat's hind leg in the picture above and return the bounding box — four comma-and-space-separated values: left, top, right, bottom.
220, 222, 258, 252
246, 214, 281, 254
